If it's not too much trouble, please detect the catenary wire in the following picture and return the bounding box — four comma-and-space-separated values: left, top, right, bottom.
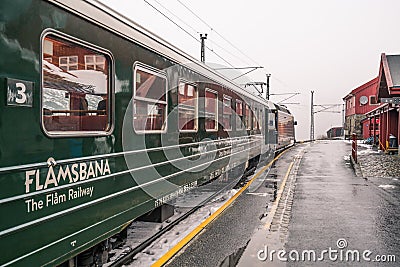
176, 0, 262, 67
174, 0, 302, 92
145, 0, 296, 94
152, 0, 200, 35
143, 0, 236, 67
149, 0, 242, 67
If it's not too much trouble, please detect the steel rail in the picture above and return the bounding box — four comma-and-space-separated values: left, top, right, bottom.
110, 172, 243, 267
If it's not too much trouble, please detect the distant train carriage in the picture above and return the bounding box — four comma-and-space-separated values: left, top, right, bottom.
0, 0, 294, 266
273, 104, 296, 150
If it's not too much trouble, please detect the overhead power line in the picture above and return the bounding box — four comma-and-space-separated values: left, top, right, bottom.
151, 0, 199, 34
143, 0, 235, 67
150, 0, 264, 69
143, 0, 298, 91
143, 0, 198, 43
173, 1, 298, 93
232, 66, 264, 80
276, 93, 300, 104
175, 0, 262, 67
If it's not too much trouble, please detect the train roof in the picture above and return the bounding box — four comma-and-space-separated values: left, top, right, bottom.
48, 0, 271, 106
273, 103, 291, 114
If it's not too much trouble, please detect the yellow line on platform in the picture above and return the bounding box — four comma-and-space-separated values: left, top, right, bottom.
263, 159, 295, 230
151, 150, 290, 267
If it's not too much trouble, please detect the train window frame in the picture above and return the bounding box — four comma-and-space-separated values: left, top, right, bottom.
178, 80, 198, 132
370, 95, 379, 105
253, 107, 259, 130
205, 88, 218, 132
245, 104, 252, 130
222, 95, 232, 131
133, 63, 168, 134
236, 99, 244, 130
40, 30, 114, 138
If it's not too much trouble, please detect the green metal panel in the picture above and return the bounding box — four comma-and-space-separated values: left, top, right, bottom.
0, 0, 272, 265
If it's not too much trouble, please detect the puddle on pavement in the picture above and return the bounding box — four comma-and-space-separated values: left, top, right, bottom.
219, 241, 249, 267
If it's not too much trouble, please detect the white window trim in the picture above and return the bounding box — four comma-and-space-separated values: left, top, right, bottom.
133, 64, 168, 134
59, 55, 78, 71
84, 54, 106, 70
205, 88, 218, 132
236, 99, 244, 130
370, 95, 379, 106
253, 107, 259, 130
245, 104, 252, 130
178, 81, 198, 133
223, 95, 232, 131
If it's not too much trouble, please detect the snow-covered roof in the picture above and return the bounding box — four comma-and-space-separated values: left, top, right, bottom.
43, 60, 107, 95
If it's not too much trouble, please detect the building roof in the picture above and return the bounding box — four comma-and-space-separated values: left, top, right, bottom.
377, 53, 400, 98
365, 103, 388, 116
327, 126, 343, 130
343, 77, 378, 100
387, 55, 400, 86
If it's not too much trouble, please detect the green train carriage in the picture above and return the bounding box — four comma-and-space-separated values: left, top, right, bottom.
0, 0, 280, 265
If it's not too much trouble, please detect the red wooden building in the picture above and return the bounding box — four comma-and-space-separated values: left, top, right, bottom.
360, 117, 379, 139
326, 127, 344, 139
366, 53, 400, 150
343, 77, 381, 139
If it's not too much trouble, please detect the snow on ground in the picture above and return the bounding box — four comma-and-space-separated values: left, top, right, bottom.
378, 184, 397, 189
130, 189, 238, 266
342, 140, 400, 187
105, 188, 238, 266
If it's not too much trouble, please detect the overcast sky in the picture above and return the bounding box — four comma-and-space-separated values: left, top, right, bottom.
98, 0, 400, 140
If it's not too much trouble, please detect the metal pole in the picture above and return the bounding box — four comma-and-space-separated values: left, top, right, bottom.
200, 33, 207, 63
310, 90, 315, 141
342, 103, 345, 138
266, 74, 271, 100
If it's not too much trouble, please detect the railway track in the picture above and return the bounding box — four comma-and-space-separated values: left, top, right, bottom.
107, 150, 290, 266
107, 172, 248, 266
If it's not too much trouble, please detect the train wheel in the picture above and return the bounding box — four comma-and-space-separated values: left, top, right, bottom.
76, 240, 109, 267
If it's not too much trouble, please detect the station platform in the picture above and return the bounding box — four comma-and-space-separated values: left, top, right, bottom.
163, 144, 305, 266
160, 140, 400, 267
238, 140, 400, 267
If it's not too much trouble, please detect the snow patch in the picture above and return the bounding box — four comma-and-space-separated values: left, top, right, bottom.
106, 188, 239, 266
378, 184, 396, 189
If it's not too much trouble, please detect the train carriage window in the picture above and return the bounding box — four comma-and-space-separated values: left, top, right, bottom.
222, 95, 232, 131
133, 65, 167, 133
253, 107, 258, 130
245, 104, 251, 130
205, 89, 218, 131
178, 82, 198, 131
236, 99, 244, 130
41, 34, 112, 135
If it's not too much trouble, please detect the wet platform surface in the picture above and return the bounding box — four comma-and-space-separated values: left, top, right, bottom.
165, 145, 304, 266
165, 140, 400, 266
240, 140, 400, 266
285, 141, 400, 266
